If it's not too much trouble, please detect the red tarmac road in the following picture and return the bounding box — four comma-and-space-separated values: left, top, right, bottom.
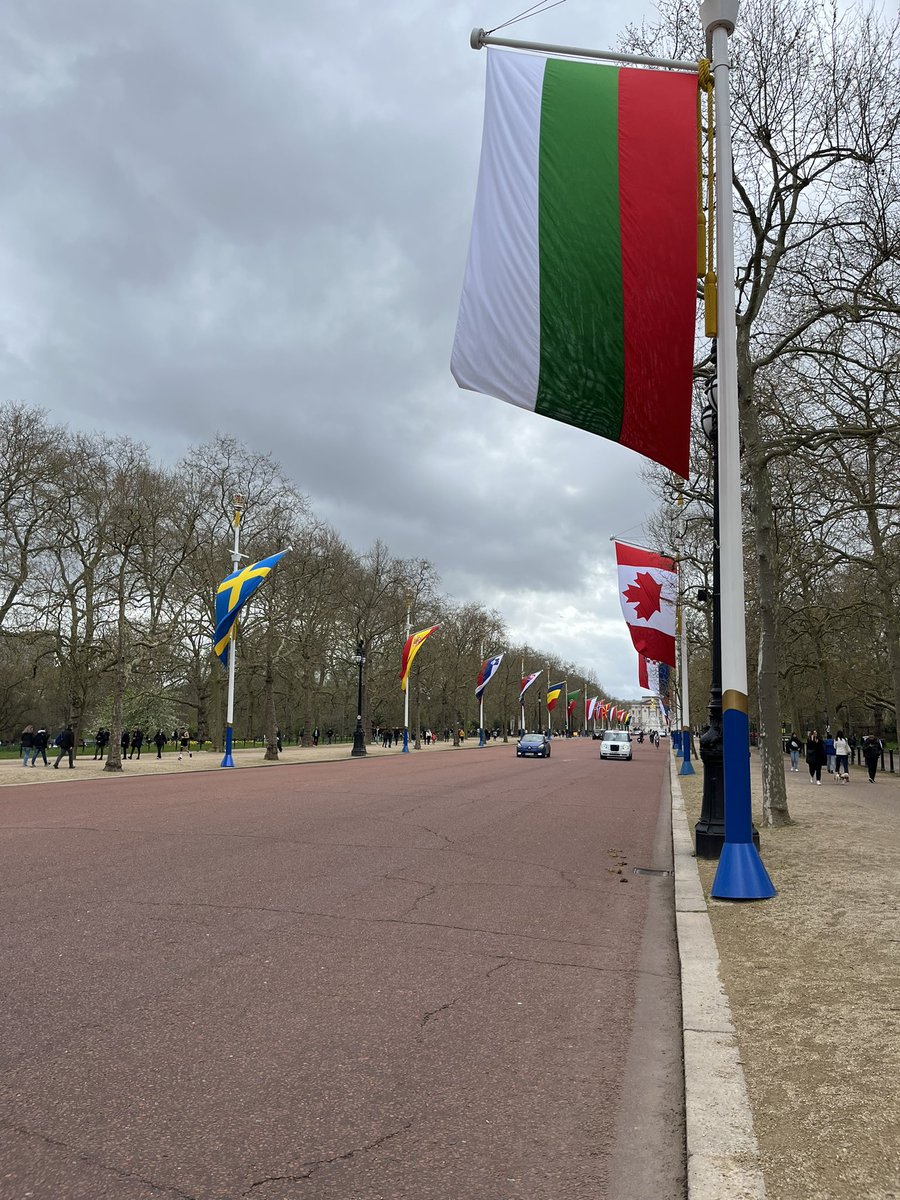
0, 738, 684, 1200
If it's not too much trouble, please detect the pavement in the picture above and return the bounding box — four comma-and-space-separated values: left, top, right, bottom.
6, 735, 882, 1199
670, 762, 767, 1200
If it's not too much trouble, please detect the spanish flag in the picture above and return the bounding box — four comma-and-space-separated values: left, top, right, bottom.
546, 682, 564, 713
399, 625, 439, 692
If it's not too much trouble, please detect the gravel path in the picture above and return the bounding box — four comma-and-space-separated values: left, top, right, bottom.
680, 756, 900, 1200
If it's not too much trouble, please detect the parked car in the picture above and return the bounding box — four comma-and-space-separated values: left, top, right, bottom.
517, 732, 551, 758
599, 730, 633, 761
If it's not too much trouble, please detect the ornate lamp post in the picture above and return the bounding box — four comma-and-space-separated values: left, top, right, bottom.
351, 641, 367, 758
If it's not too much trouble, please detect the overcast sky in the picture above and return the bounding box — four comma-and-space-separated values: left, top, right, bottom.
1, 0, 679, 699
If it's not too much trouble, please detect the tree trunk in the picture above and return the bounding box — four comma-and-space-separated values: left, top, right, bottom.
105, 671, 126, 772
264, 638, 279, 760
863, 445, 900, 738
742, 389, 791, 825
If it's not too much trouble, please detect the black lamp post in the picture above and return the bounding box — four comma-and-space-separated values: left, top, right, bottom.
695, 348, 759, 856
351, 641, 367, 757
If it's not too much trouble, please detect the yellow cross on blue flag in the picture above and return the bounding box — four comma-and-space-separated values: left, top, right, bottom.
214, 550, 288, 665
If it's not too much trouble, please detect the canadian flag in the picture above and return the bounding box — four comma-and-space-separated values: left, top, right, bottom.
615, 543, 677, 667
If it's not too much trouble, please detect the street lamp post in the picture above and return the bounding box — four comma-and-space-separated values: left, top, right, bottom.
695, 360, 759, 855
352, 641, 367, 757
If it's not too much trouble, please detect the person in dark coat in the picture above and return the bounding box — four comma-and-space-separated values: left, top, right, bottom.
120, 729, 130, 757
862, 735, 882, 783
787, 732, 802, 772
153, 730, 167, 759
20, 724, 35, 767
805, 730, 826, 785
94, 728, 109, 760
30, 727, 49, 767
130, 728, 144, 759
53, 725, 75, 769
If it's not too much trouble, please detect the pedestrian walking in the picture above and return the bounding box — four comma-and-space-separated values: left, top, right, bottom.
824, 733, 836, 775
833, 730, 850, 782
788, 732, 802, 771
177, 729, 191, 760
30, 727, 49, 767
94, 728, 109, 760
130, 728, 144, 759
805, 730, 826, 784
153, 730, 167, 759
121, 729, 130, 758
53, 725, 76, 769
862, 734, 882, 783
20, 724, 35, 767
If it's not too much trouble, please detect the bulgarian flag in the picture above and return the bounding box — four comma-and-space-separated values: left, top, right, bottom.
546, 682, 564, 713
451, 49, 697, 478
399, 625, 439, 692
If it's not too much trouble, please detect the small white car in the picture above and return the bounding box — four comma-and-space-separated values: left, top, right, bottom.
599, 730, 633, 761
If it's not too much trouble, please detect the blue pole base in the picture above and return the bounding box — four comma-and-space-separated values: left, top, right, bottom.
679, 757, 696, 775
402, 729, 409, 754
479, 729, 485, 747
710, 840, 777, 900
221, 726, 235, 768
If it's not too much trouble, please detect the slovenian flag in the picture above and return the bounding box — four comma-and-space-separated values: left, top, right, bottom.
475, 653, 504, 700
519, 671, 542, 703
451, 48, 697, 478
616, 542, 677, 667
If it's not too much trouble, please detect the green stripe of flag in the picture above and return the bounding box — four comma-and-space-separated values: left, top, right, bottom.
536, 59, 624, 438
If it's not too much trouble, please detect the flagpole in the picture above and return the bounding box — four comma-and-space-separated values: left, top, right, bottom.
470, 27, 698, 72
479, 641, 485, 747
221, 492, 244, 769
520, 656, 526, 734
405, 597, 412, 753
679, 595, 695, 774
702, 0, 774, 899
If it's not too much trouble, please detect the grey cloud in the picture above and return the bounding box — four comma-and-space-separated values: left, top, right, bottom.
0, 0, 667, 693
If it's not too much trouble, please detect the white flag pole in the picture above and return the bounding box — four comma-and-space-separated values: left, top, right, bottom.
403, 595, 411, 753
479, 642, 485, 747
221, 492, 244, 769
701, 0, 774, 899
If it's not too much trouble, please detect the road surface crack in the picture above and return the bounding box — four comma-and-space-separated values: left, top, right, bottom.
0, 1119, 198, 1198
421, 959, 510, 1026
242, 1121, 413, 1194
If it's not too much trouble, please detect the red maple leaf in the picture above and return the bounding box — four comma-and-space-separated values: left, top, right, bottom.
623, 571, 663, 621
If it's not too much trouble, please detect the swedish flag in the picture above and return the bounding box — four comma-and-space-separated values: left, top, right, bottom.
214, 550, 287, 665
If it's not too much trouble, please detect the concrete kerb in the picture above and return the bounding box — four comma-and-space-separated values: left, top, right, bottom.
670, 759, 768, 1200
